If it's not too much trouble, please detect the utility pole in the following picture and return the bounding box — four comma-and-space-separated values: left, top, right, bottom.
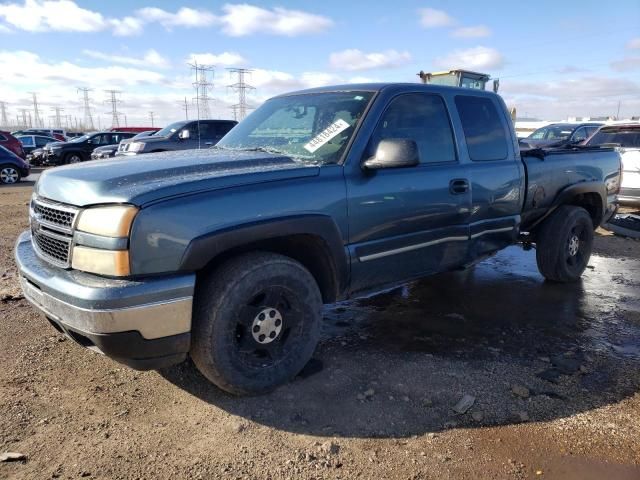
51, 106, 64, 128
104, 90, 122, 128
189, 61, 215, 120
616, 100, 621, 120
29, 92, 42, 128
18, 108, 29, 128
77, 87, 94, 130
227, 68, 255, 121
0, 101, 8, 128
149, 111, 155, 127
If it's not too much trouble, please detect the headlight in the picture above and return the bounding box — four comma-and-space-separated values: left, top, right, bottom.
50, 145, 62, 150
72, 205, 138, 276
76, 205, 138, 237
128, 142, 145, 153
72, 247, 130, 277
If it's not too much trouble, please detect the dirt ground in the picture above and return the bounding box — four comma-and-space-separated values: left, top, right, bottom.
1, 182, 639, 480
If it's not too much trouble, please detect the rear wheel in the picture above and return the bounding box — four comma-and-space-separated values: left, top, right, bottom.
0, 165, 21, 184
535, 205, 593, 282
191, 252, 322, 395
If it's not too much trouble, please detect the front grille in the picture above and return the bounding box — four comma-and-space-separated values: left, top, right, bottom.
32, 201, 76, 230
30, 197, 79, 268
32, 228, 71, 266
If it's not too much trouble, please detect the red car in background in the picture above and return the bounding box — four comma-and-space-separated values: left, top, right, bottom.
0, 131, 26, 159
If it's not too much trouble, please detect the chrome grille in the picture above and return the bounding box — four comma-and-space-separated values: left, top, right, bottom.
32, 229, 72, 266
30, 197, 79, 268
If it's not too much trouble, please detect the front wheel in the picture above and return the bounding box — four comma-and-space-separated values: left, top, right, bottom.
535, 205, 594, 282
0, 165, 21, 184
191, 252, 322, 395
65, 153, 83, 164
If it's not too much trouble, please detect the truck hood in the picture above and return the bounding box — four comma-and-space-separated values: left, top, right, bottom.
35, 149, 320, 207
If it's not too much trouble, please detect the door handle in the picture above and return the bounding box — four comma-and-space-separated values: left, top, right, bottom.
449, 179, 469, 194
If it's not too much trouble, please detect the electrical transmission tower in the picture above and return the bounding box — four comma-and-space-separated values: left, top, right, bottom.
179, 97, 189, 120
0, 101, 8, 128
149, 111, 155, 127
189, 62, 215, 120
29, 92, 42, 128
77, 87, 94, 130
51, 106, 64, 128
104, 90, 122, 128
227, 68, 255, 121
18, 108, 30, 128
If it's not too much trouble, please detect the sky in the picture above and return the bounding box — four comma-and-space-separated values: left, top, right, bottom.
0, 0, 639, 129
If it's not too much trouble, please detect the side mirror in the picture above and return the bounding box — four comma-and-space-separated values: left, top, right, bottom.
178, 129, 190, 140
363, 139, 420, 170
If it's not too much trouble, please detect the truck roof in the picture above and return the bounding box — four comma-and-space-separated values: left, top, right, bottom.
273, 82, 501, 99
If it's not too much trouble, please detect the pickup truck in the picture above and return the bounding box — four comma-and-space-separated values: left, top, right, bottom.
116, 119, 237, 156
15, 83, 621, 395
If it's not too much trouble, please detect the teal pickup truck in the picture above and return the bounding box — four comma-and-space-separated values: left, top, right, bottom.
16, 83, 621, 394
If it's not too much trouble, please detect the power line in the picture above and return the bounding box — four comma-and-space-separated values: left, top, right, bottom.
77, 87, 94, 131
29, 92, 42, 128
0, 101, 8, 127
104, 90, 122, 129
188, 61, 215, 120
227, 68, 255, 121
51, 106, 64, 129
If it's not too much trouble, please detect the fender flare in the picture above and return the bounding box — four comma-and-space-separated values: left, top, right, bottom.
531, 181, 606, 230
179, 214, 349, 296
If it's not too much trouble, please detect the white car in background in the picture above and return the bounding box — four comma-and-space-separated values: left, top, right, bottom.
585, 123, 640, 206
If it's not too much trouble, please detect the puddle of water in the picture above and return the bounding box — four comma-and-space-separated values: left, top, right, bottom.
323, 246, 640, 362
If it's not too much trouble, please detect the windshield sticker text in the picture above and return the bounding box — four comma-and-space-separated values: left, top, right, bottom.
304, 119, 350, 153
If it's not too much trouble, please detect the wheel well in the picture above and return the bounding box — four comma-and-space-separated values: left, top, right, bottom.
197, 234, 341, 303
564, 192, 603, 227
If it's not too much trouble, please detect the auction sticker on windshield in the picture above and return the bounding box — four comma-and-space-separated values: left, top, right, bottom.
304, 119, 350, 153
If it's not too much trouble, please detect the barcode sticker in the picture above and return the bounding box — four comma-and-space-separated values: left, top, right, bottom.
304, 119, 350, 153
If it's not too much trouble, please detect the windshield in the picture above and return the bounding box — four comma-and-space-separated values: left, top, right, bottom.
529, 125, 574, 140
155, 121, 187, 137
586, 129, 640, 148
216, 91, 375, 164
70, 134, 90, 143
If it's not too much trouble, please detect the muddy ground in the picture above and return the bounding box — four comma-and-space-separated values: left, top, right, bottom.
1, 182, 639, 480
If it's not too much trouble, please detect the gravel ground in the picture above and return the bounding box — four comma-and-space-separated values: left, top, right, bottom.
1, 183, 639, 480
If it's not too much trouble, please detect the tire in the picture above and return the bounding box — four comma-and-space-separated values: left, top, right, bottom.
535, 205, 594, 282
191, 252, 322, 395
65, 153, 83, 164
0, 164, 21, 184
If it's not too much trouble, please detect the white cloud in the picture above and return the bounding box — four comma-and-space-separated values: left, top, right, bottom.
418, 8, 455, 28
137, 7, 217, 29
451, 25, 491, 38
218, 4, 333, 36
186, 52, 246, 67
83, 49, 170, 69
0, 0, 106, 32
610, 57, 640, 72
109, 16, 144, 36
329, 49, 412, 71
434, 46, 505, 70
627, 37, 640, 49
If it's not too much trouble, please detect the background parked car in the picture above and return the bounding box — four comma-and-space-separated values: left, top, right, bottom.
90, 144, 118, 160
12, 128, 66, 142
43, 131, 137, 165
520, 122, 603, 149
0, 145, 30, 184
117, 120, 237, 156
584, 123, 640, 206
109, 127, 160, 134
28, 148, 46, 166
16, 135, 60, 155
0, 130, 26, 159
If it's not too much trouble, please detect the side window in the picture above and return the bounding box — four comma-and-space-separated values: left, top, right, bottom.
455, 95, 508, 161
216, 122, 235, 136
0, 134, 6, 141
584, 127, 598, 139
20, 137, 35, 147
198, 122, 217, 139
572, 127, 587, 142
35, 136, 50, 147
371, 93, 457, 164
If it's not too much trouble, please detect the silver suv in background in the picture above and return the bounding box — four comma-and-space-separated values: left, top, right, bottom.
117, 120, 237, 156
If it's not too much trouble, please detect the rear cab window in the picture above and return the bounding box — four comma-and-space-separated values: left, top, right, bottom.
455, 95, 509, 161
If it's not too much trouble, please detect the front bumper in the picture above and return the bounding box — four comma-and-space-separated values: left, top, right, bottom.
15, 230, 195, 370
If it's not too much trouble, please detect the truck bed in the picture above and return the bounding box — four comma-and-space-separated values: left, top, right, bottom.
519, 146, 621, 231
